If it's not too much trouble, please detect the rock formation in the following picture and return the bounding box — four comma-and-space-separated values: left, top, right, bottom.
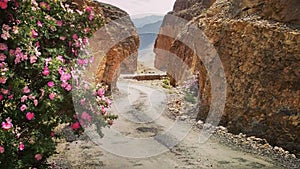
154, 0, 300, 156
74, 0, 139, 89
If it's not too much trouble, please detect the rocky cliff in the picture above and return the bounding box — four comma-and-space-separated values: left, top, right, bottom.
154, 0, 300, 156
75, 0, 139, 89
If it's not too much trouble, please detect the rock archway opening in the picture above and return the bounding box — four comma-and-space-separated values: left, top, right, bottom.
126, 15, 167, 76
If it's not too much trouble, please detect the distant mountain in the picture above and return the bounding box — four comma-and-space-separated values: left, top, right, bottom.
133, 15, 164, 72
132, 15, 164, 28
137, 20, 163, 34
137, 20, 163, 50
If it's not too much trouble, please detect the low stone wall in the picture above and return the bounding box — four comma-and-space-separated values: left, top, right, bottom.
121, 74, 168, 81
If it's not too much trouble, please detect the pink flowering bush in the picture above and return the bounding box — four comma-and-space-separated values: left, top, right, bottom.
0, 0, 117, 168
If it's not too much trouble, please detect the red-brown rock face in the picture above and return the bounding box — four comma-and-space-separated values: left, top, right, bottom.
238, 0, 300, 25
155, 0, 300, 156
78, 1, 139, 89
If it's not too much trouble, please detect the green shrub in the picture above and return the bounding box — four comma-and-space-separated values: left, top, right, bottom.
161, 77, 171, 89
0, 0, 117, 168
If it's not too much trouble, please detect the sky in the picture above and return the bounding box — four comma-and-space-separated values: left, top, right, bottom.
97, 0, 176, 17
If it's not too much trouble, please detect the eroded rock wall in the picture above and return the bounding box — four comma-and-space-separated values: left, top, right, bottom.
77, 0, 139, 89
154, 0, 215, 86
155, 0, 300, 156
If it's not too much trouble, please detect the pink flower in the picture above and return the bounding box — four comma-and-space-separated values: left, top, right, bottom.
0, 43, 8, 51
84, 83, 89, 90
56, 20, 62, 26
36, 41, 40, 48
59, 36, 66, 41
57, 55, 64, 62
74, 41, 80, 47
97, 89, 105, 97
0, 146, 4, 153
40, 89, 45, 99
45, 57, 52, 66
20, 104, 27, 111
37, 20, 43, 27
70, 122, 80, 130
65, 84, 72, 91
23, 86, 30, 94
85, 6, 93, 13
28, 94, 35, 100
1, 33, 9, 40
61, 82, 68, 88
76, 9, 83, 15
1, 117, 13, 130
58, 67, 64, 75
101, 106, 106, 114
30, 55, 37, 63
40, 2, 50, 10
21, 95, 28, 102
42, 67, 50, 76
88, 14, 94, 21
2, 24, 10, 31
14, 1, 19, 7
0, 62, 6, 68
106, 98, 112, 105
72, 34, 78, 40
8, 94, 13, 99
60, 73, 71, 82
19, 142, 24, 151
49, 93, 56, 100
47, 81, 55, 87
1, 88, 9, 95
77, 59, 88, 65
0, 0, 8, 9
0, 53, 6, 61
72, 49, 78, 56
0, 94, 2, 101
51, 162, 56, 168
35, 154, 42, 161
33, 99, 38, 106
51, 131, 55, 137
84, 28, 90, 33
31, 29, 38, 38
0, 77, 7, 84
26, 112, 35, 120
12, 26, 19, 34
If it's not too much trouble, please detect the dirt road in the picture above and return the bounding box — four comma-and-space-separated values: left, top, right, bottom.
52, 79, 298, 169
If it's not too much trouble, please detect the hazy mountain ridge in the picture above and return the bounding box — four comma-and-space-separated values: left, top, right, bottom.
137, 20, 163, 34
132, 15, 164, 27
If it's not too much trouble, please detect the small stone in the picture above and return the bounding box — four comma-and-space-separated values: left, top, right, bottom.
180, 115, 188, 121
274, 146, 285, 153
238, 133, 244, 138
217, 126, 227, 131
196, 120, 204, 128
179, 111, 185, 115
289, 154, 296, 158
168, 107, 175, 111
261, 143, 272, 149
203, 123, 212, 129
